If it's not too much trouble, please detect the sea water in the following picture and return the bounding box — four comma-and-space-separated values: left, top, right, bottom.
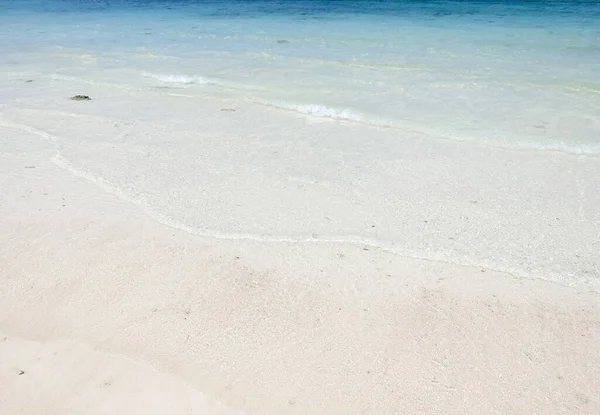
1, 0, 599, 153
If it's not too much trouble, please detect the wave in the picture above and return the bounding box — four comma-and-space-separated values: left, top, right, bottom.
257, 100, 600, 156
142, 72, 214, 85
261, 101, 365, 123
136, 73, 600, 157
141, 72, 269, 94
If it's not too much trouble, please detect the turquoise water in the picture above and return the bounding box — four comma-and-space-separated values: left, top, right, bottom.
2, 0, 600, 153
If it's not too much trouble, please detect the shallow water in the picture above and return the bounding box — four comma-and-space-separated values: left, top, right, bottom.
2, 0, 600, 153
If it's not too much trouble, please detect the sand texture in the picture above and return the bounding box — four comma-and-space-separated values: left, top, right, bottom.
1, 80, 599, 414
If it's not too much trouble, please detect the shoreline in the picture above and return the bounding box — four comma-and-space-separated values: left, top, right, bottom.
5, 71, 600, 157
3, 80, 599, 289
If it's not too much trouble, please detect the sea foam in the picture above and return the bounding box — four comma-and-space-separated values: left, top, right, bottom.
266, 102, 364, 122
142, 72, 213, 85
258, 100, 600, 156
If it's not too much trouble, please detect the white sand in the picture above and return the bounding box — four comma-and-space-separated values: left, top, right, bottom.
0, 330, 241, 414
1, 79, 599, 413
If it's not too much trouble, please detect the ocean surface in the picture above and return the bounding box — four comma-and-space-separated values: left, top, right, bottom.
1, 0, 600, 153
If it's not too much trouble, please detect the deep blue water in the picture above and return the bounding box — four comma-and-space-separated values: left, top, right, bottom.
3, 0, 600, 16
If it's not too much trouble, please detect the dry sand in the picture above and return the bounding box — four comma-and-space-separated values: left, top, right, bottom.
1, 79, 599, 413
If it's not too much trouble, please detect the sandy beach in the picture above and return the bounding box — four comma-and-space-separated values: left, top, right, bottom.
1, 78, 599, 414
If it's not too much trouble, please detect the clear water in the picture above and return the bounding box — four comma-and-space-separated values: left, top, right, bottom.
2, 0, 600, 153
